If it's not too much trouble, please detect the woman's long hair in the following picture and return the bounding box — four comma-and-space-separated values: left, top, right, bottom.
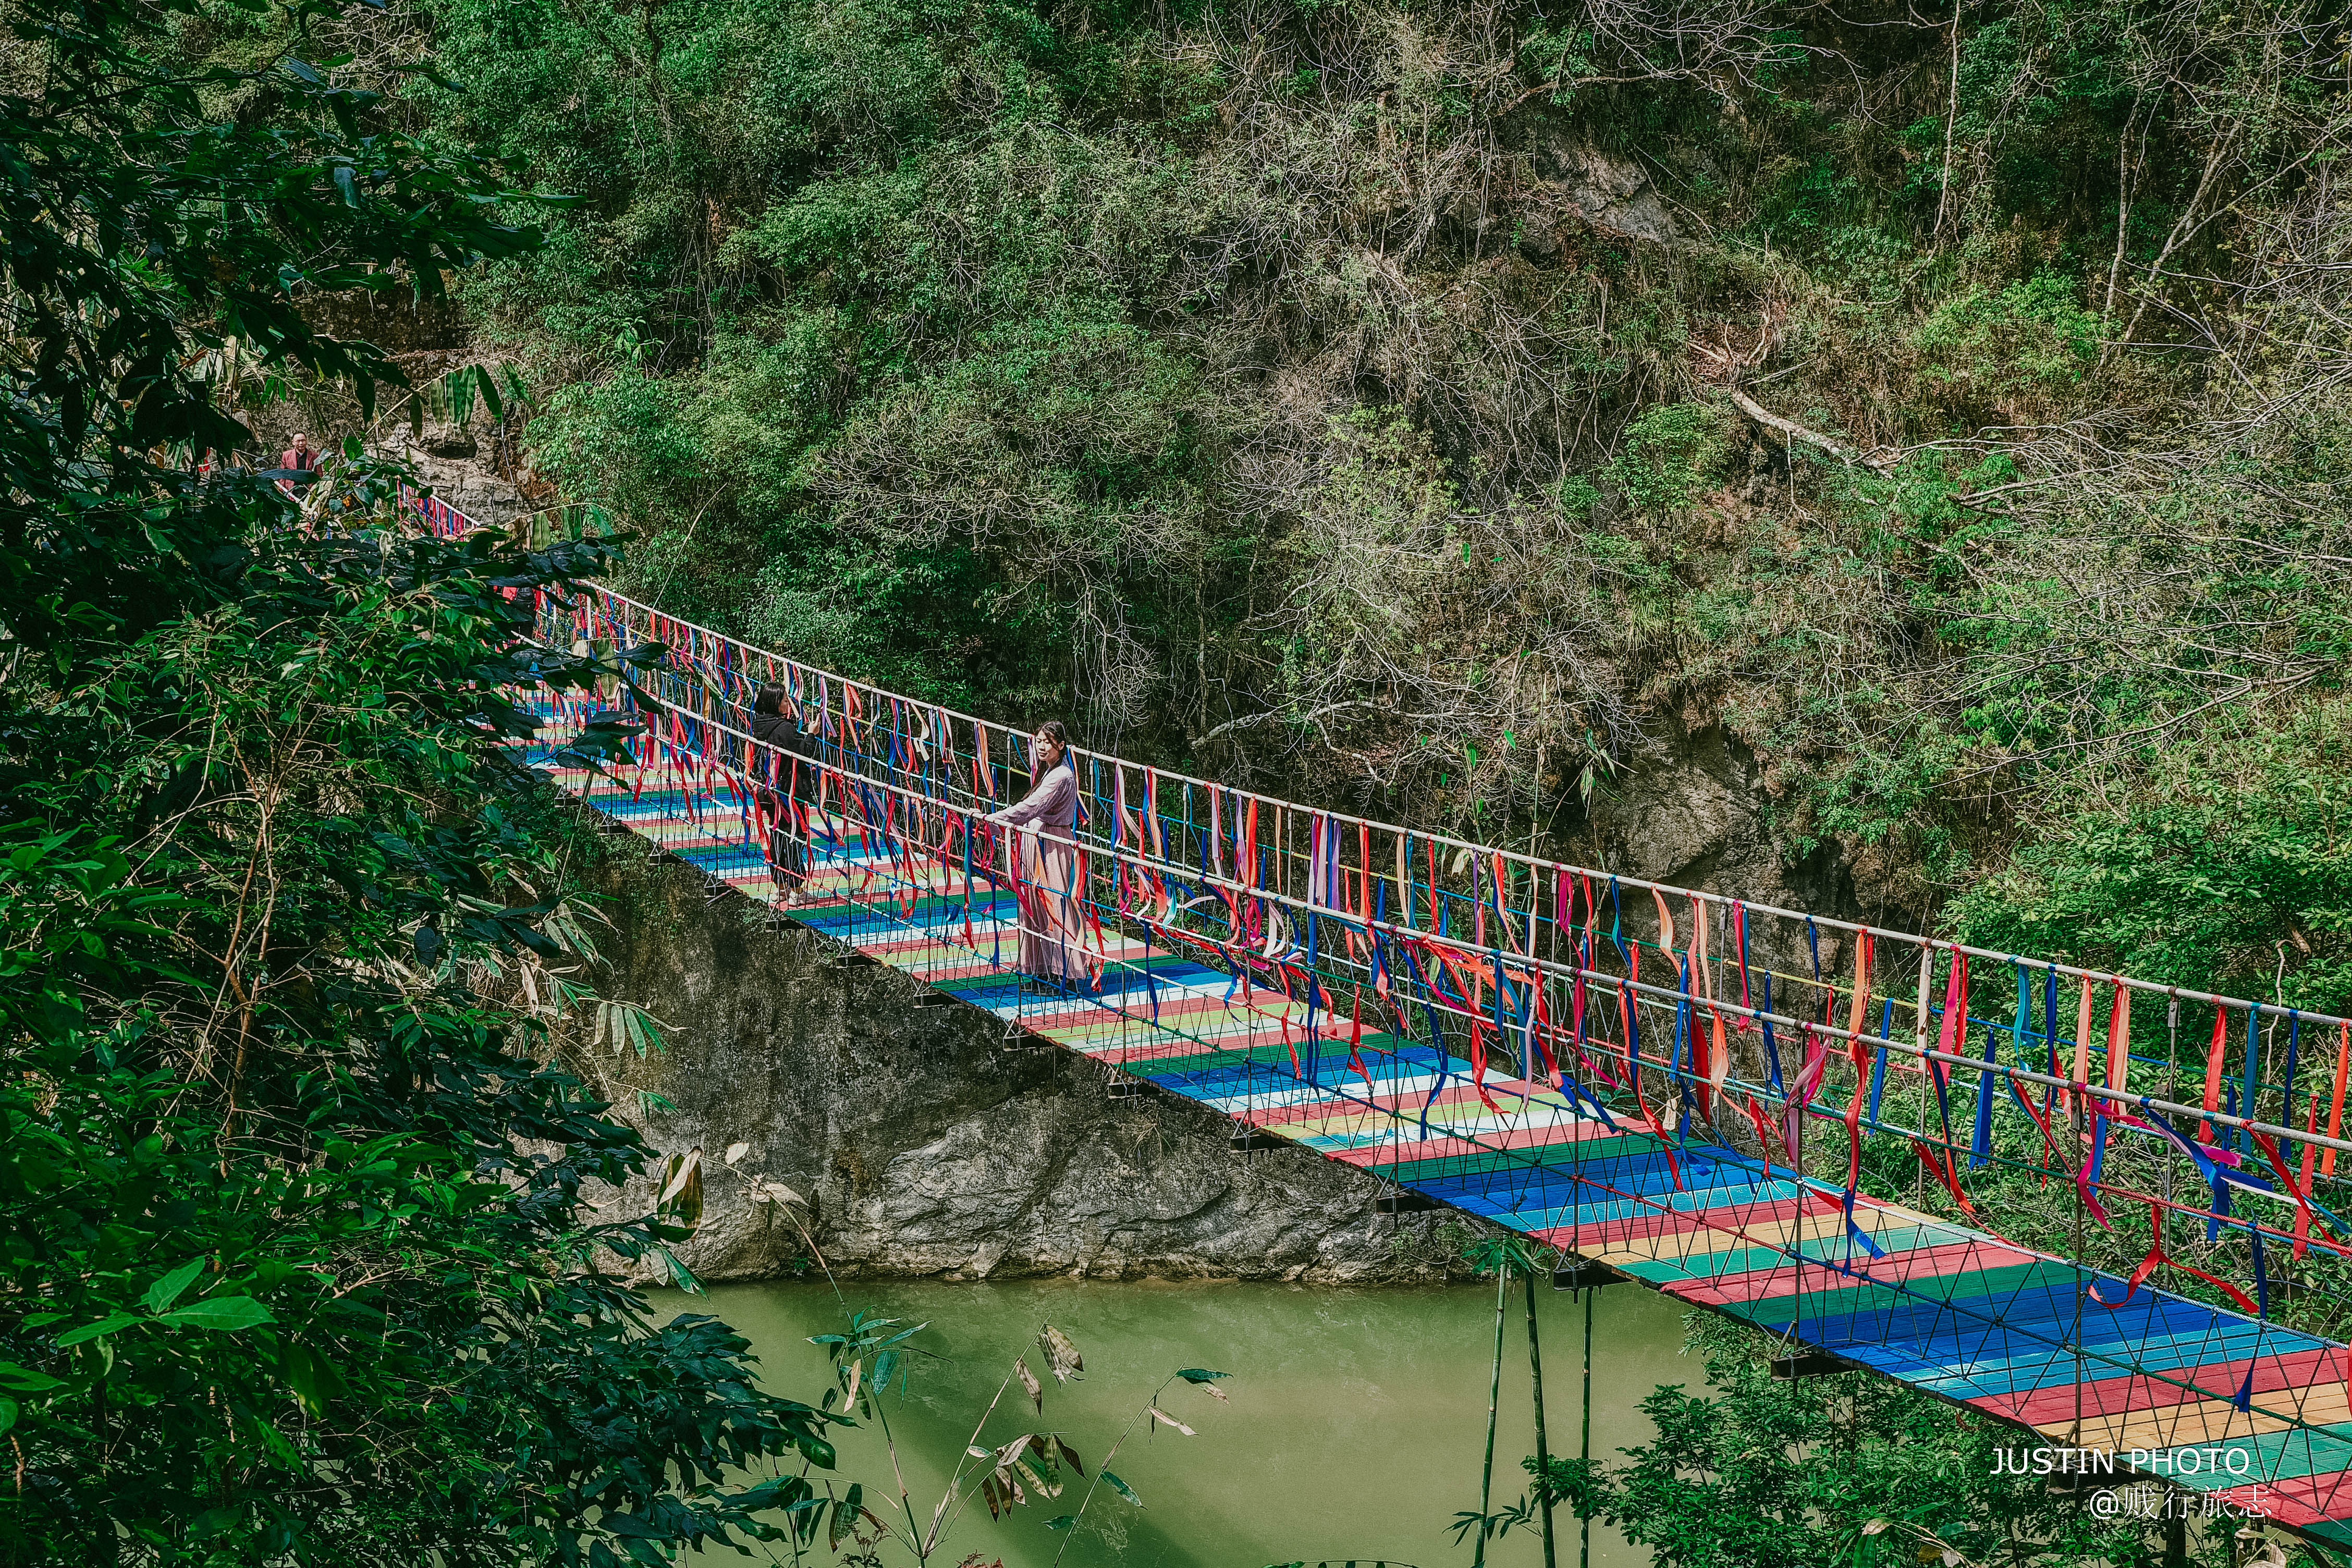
1035, 718, 1070, 768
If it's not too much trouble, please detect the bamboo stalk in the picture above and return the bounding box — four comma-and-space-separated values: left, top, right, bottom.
1526, 1267, 1557, 1568
1476, 1263, 1506, 1567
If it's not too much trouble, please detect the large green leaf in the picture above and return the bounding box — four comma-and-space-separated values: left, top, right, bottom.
0, 1364, 64, 1394
56, 1313, 142, 1348
280, 1343, 351, 1416
157, 1298, 274, 1332
142, 1259, 206, 1315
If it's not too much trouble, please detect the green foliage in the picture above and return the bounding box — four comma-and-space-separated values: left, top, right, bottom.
1951, 700, 2352, 1010
1916, 272, 2102, 408
1610, 402, 1734, 517
1535, 1318, 2209, 1567
0, 0, 845, 1558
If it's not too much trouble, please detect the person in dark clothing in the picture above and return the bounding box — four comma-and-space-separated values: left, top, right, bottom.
751, 685, 820, 902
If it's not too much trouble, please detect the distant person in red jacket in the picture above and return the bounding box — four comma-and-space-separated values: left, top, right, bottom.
279, 434, 314, 473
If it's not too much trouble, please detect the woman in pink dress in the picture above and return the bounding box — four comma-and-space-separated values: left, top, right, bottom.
988, 720, 1088, 992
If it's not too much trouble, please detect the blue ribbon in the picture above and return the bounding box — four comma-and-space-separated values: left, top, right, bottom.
1867, 997, 1893, 1124
1971, 1022, 1999, 1170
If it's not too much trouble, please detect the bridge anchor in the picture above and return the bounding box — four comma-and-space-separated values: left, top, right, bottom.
1376, 1191, 1444, 1215
1229, 1128, 1283, 1152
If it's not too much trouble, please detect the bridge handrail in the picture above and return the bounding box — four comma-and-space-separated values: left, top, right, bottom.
575, 576, 2350, 1038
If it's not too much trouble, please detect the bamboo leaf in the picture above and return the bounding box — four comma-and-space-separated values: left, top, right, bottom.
1101, 1469, 1143, 1507
56, 1312, 141, 1347
1178, 1367, 1232, 1401
1013, 1455, 1058, 1498
158, 1297, 274, 1331
281, 1341, 351, 1416
0, 1364, 64, 1394
473, 364, 504, 424
1146, 1405, 1196, 1436
656, 1147, 703, 1234
1038, 1324, 1083, 1383
1015, 1355, 1043, 1413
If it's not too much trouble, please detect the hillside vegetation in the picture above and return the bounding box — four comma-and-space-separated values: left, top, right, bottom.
271, 0, 2349, 1006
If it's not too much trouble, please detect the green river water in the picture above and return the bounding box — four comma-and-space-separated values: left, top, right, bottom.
665, 1276, 1693, 1568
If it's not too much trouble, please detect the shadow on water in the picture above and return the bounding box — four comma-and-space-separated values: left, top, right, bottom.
664, 1276, 1692, 1568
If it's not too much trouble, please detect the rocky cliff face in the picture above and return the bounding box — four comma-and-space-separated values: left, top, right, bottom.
384, 420, 535, 530
565, 823, 1472, 1284
1584, 716, 1877, 969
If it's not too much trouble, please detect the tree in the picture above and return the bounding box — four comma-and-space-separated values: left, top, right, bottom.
0, 0, 848, 1560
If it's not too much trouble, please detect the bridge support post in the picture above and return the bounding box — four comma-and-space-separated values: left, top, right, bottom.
1376, 1191, 1443, 1215
1768, 1350, 1849, 1380
1551, 1259, 1623, 1292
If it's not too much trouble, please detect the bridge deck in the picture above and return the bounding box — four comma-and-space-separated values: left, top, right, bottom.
537, 745, 2352, 1546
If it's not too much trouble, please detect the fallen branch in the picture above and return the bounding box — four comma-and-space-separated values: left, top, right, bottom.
1725, 385, 1891, 469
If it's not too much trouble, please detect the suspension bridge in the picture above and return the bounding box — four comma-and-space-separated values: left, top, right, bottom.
412, 488, 2352, 1552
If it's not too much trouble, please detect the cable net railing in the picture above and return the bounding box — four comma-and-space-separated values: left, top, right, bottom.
409, 488, 2352, 1544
